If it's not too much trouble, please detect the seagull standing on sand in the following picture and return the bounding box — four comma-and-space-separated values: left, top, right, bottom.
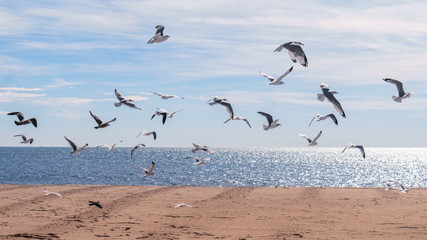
317, 83, 346, 118
147, 25, 170, 44
185, 156, 211, 165
257, 112, 281, 130
274, 41, 308, 67
308, 114, 338, 127
130, 143, 146, 158
298, 131, 322, 146
114, 89, 142, 110
96, 140, 123, 151
138, 161, 155, 177
259, 66, 293, 85
383, 78, 414, 102
342, 143, 365, 159
64, 136, 88, 154
137, 131, 157, 140
89, 111, 116, 129
223, 116, 251, 128
151, 92, 184, 100
43, 190, 63, 198
14, 134, 34, 144
207, 96, 234, 119
7, 112, 37, 128
191, 143, 214, 154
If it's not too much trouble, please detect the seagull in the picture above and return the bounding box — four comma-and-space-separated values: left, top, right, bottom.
147, 25, 170, 44
382, 180, 411, 193
207, 96, 234, 119
150, 92, 184, 100
114, 89, 142, 110
308, 114, 338, 127
64, 136, 88, 154
151, 108, 183, 124
383, 78, 414, 102
257, 111, 281, 130
89, 111, 116, 129
130, 143, 146, 158
185, 156, 211, 165
228, 180, 244, 185
7, 112, 37, 128
317, 83, 346, 118
274, 41, 308, 67
137, 161, 155, 177
42, 190, 63, 198
191, 143, 214, 154
88, 201, 103, 209
342, 143, 365, 159
136, 131, 157, 140
223, 116, 251, 128
259, 66, 293, 85
14, 134, 34, 144
174, 203, 192, 208
96, 140, 123, 151
298, 131, 322, 146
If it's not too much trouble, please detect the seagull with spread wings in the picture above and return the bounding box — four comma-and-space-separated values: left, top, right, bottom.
137, 161, 155, 177
14, 134, 34, 144
298, 131, 322, 146
259, 66, 293, 85
274, 41, 308, 67
89, 111, 116, 129
147, 25, 170, 44
207, 96, 234, 119
257, 112, 281, 130
114, 89, 142, 110
383, 78, 414, 102
137, 131, 157, 140
64, 136, 88, 154
223, 116, 252, 128
317, 83, 346, 118
308, 114, 338, 127
342, 144, 365, 159
7, 112, 37, 128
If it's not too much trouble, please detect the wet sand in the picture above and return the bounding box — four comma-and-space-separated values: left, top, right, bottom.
0, 184, 426, 239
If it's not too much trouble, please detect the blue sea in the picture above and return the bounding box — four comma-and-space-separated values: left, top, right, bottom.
1, 147, 426, 187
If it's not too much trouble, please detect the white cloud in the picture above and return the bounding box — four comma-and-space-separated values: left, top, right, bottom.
44, 78, 85, 88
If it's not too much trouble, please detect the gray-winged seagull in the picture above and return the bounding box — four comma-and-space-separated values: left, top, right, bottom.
7, 112, 37, 128
383, 78, 414, 102
224, 116, 251, 128
89, 111, 116, 129
257, 111, 281, 130
308, 114, 338, 127
298, 131, 322, 146
114, 89, 142, 110
137, 131, 157, 140
342, 143, 365, 159
137, 161, 155, 177
259, 66, 293, 85
147, 25, 170, 44
274, 41, 308, 67
191, 143, 214, 154
317, 83, 346, 118
64, 136, 88, 154
207, 96, 234, 119
14, 134, 34, 144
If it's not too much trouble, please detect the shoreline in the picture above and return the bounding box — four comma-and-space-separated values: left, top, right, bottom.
0, 184, 426, 239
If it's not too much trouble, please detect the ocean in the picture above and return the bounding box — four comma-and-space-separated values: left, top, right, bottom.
0, 147, 426, 187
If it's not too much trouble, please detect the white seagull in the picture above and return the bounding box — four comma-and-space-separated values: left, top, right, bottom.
174, 203, 192, 208
42, 190, 63, 198
147, 25, 170, 44
383, 78, 414, 103
89, 111, 116, 129
257, 111, 281, 130
150, 92, 184, 100
131, 143, 146, 158
259, 66, 293, 85
191, 143, 214, 154
64, 136, 88, 154
298, 131, 322, 146
14, 134, 34, 144
274, 41, 308, 67
223, 116, 251, 128
114, 89, 142, 110
382, 180, 411, 193
137, 161, 155, 177
308, 114, 338, 127
317, 83, 346, 118
342, 143, 365, 159
137, 131, 157, 140
207, 96, 234, 119
185, 156, 211, 165
7, 112, 37, 128
96, 140, 123, 151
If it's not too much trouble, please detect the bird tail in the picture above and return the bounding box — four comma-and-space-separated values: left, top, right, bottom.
392, 96, 402, 102
14, 121, 21, 126
263, 124, 269, 131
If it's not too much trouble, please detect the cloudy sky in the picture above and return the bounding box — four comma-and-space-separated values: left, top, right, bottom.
1, 0, 426, 148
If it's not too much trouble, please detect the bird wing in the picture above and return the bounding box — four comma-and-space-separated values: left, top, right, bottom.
312, 131, 323, 142
243, 118, 252, 128
327, 114, 338, 125
342, 144, 352, 153
324, 92, 346, 118
275, 66, 293, 82
114, 89, 125, 101
273, 44, 284, 52
155, 25, 165, 35
104, 117, 117, 125
64, 136, 77, 151
137, 166, 149, 173
259, 71, 275, 82
160, 112, 167, 124
219, 102, 234, 118
89, 111, 103, 125
148, 161, 155, 173
308, 117, 316, 127
383, 78, 405, 97
257, 112, 273, 125
123, 101, 142, 110
169, 109, 184, 117
14, 134, 26, 141
223, 117, 232, 124
356, 145, 366, 159
8, 112, 25, 121
151, 131, 157, 140
298, 133, 312, 143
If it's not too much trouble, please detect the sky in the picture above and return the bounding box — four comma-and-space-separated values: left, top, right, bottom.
0, 0, 427, 148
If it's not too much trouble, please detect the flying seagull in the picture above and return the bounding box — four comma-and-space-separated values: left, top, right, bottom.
89, 111, 116, 129
383, 78, 414, 102
207, 96, 234, 119
96, 140, 123, 151
137, 161, 155, 177
298, 131, 322, 146
130, 143, 146, 158
14, 134, 34, 144
114, 89, 142, 110
174, 203, 192, 208
150, 92, 184, 100
342, 143, 365, 159
317, 83, 346, 118
191, 143, 214, 154
308, 114, 338, 127
137, 131, 157, 140
382, 180, 411, 193
151, 108, 183, 124
223, 116, 252, 128
257, 111, 281, 130
274, 41, 308, 67
42, 190, 63, 198
88, 201, 103, 209
147, 25, 170, 44
185, 156, 211, 165
7, 112, 37, 128
259, 66, 293, 85
64, 136, 88, 154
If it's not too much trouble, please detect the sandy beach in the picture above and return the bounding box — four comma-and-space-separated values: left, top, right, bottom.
0, 185, 426, 239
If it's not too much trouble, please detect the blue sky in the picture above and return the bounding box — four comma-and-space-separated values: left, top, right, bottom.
1, 0, 426, 148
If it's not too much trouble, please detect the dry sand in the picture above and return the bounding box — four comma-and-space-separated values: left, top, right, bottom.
0, 184, 426, 239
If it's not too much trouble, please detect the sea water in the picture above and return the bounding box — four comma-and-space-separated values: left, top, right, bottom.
0, 147, 426, 187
